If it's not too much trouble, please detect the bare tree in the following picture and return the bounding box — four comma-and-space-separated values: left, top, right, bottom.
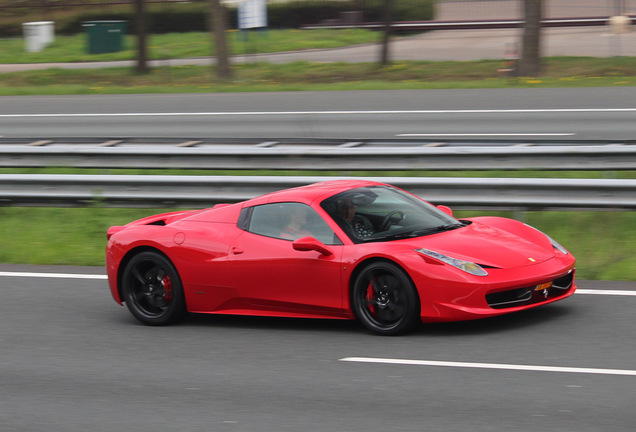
134, 0, 148, 74
518, 0, 542, 76
210, 0, 232, 79
379, 0, 393, 65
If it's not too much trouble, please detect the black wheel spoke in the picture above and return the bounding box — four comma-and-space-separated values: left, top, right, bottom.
154, 298, 169, 308
154, 268, 165, 283
131, 266, 146, 286
369, 277, 384, 295
377, 302, 405, 322
132, 288, 147, 303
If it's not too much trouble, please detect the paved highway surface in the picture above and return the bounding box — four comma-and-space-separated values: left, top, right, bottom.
0, 264, 634, 432
2, 88, 636, 141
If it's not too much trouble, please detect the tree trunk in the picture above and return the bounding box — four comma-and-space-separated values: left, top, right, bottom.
134, 0, 148, 74
210, 0, 232, 79
518, 0, 542, 76
379, 0, 393, 65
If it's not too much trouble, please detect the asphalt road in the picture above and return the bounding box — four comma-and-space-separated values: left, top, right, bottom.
2, 88, 636, 140
0, 265, 634, 432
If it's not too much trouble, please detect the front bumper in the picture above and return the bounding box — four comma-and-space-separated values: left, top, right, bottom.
415, 256, 577, 322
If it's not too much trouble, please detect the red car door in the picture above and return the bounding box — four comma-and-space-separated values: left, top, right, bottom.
227, 202, 347, 318
228, 231, 345, 318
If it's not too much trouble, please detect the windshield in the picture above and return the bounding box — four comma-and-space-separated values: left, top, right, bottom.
321, 185, 465, 243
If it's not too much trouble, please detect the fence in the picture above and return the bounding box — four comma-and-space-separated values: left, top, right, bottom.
2, 139, 636, 171
2, 139, 634, 210
2, 174, 635, 210
435, 0, 636, 21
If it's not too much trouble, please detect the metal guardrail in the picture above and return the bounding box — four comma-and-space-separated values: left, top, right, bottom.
2, 174, 635, 210
303, 16, 632, 31
2, 139, 636, 171
3, 138, 634, 209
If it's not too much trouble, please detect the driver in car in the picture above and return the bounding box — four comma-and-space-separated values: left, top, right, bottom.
335, 197, 375, 239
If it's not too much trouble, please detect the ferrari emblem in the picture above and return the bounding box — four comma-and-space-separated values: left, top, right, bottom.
535, 282, 552, 299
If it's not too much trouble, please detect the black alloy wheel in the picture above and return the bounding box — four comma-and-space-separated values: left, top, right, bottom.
352, 262, 420, 336
121, 251, 186, 325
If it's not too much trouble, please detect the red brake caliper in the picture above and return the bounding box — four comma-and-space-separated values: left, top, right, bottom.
162, 275, 173, 302
366, 281, 376, 316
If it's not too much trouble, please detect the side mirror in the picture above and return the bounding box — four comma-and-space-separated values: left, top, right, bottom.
292, 236, 334, 256
437, 205, 453, 217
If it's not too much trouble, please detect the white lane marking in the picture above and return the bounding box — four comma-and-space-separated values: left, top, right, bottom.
339, 357, 636, 377
397, 133, 576, 137
0, 271, 107, 280
0, 272, 634, 296
576, 289, 636, 296
1, 108, 636, 118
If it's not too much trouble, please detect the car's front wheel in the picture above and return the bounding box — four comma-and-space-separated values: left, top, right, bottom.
351, 262, 420, 336
121, 251, 186, 325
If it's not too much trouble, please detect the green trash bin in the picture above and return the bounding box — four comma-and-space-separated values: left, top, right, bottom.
83, 20, 127, 54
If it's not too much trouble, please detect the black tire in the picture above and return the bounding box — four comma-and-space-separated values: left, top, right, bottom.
121, 251, 186, 325
351, 262, 420, 336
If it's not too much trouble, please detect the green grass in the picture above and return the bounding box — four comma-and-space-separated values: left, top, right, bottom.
2, 167, 635, 180
0, 206, 633, 280
0, 29, 380, 64
1, 57, 635, 96
1, 30, 636, 95
0, 207, 153, 266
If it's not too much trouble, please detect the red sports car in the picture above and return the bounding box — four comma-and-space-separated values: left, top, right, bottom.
106, 180, 576, 335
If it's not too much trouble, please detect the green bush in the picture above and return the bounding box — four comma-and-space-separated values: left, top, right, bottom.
0, 0, 434, 37
268, 1, 358, 29
363, 0, 434, 22
268, 0, 434, 28
58, 3, 211, 35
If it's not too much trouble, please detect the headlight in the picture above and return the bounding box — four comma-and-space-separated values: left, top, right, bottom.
524, 224, 569, 255
547, 235, 569, 255
415, 248, 488, 276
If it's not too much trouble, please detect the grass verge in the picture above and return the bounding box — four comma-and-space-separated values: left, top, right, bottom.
0, 29, 380, 64
0, 206, 633, 280
1, 57, 636, 95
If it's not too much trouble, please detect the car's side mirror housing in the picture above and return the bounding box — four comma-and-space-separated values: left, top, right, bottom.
437, 205, 453, 217
292, 236, 334, 256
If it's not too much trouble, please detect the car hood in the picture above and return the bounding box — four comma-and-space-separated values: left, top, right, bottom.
410, 221, 555, 269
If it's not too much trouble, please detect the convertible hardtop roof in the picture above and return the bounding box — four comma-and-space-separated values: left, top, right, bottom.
245, 179, 388, 206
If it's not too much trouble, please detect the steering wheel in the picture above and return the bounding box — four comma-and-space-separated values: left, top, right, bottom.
379, 211, 405, 231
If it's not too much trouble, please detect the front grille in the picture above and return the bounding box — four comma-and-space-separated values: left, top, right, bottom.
552, 272, 574, 291
486, 271, 574, 309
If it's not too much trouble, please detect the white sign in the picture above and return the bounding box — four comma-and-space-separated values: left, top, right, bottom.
238, 0, 267, 29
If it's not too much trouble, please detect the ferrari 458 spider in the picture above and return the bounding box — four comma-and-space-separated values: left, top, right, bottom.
106, 180, 576, 335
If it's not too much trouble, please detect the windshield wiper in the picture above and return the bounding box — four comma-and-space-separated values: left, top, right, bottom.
360, 223, 466, 243
409, 223, 465, 237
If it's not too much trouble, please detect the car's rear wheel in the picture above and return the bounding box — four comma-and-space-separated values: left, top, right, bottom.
351, 262, 420, 336
121, 251, 186, 325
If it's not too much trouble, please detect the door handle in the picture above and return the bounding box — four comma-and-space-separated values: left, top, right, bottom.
231, 247, 244, 255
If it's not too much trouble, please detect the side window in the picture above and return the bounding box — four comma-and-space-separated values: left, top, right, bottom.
245, 203, 341, 245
